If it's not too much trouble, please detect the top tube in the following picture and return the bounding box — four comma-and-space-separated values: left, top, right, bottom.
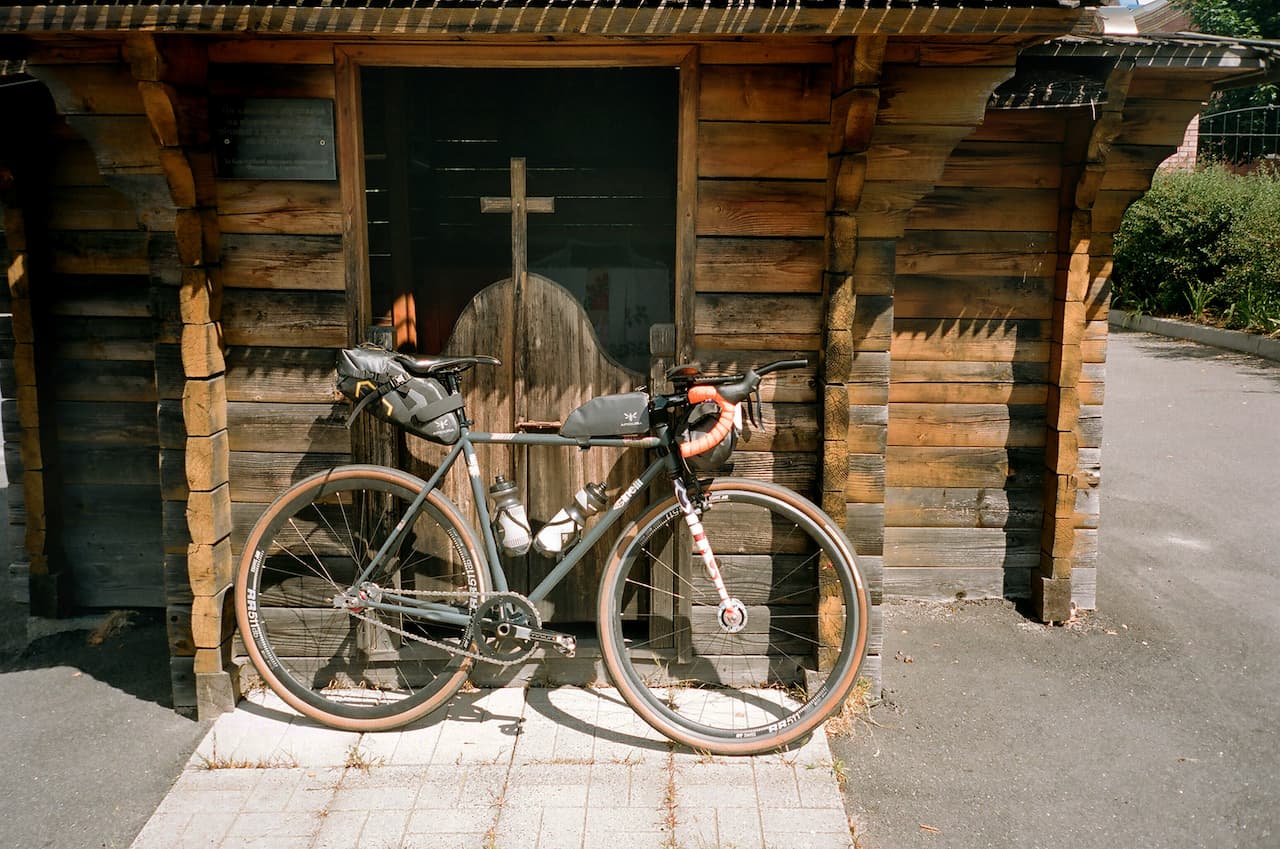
468, 431, 663, 450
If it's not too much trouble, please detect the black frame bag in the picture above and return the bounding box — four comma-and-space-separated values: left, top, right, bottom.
336, 346, 464, 444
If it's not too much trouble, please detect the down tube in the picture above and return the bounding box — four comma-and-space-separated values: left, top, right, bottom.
526, 457, 669, 605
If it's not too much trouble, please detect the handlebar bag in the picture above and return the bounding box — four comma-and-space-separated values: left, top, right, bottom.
336, 346, 464, 444
679, 400, 738, 472
560, 391, 651, 439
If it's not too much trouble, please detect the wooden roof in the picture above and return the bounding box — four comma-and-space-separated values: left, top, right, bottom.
991, 33, 1280, 110
0, 0, 1097, 37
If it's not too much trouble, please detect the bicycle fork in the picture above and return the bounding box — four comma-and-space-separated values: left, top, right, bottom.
671, 478, 748, 634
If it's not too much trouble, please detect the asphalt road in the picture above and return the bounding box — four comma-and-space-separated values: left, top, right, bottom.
834, 330, 1280, 849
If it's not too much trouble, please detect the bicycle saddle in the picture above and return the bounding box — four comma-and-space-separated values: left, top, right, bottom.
396, 353, 501, 376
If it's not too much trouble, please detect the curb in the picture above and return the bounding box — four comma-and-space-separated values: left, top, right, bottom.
1108, 310, 1280, 363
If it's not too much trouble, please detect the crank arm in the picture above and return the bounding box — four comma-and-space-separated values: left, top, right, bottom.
493, 622, 578, 657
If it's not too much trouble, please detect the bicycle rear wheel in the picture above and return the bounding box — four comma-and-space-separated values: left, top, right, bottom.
234, 465, 488, 730
597, 478, 868, 754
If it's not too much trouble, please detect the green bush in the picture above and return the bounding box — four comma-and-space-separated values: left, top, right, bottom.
1113, 165, 1280, 334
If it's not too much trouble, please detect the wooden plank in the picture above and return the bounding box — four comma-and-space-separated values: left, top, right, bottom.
698, 64, 832, 122
895, 274, 1054, 320
696, 180, 825, 238
54, 401, 158, 447
886, 487, 1043, 530
890, 381, 1047, 406
208, 40, 336, 65
970, 110, 1068, 144
935, 141, 1063, 189
64, 115, 161, 174
47, 185, 139, 231
892, 319, 1050, 363
28, 63, 143, 116
883, 566, 1009, 602
48, 360, 156, 403
223, 346, 339, 403
897, 230, 1056, 278
208, 64, 336, 99
228, 451, 351, 502
220, 234, 344, 291
698, 123, 827, 180
888, 404, 1046, 449
886, 446, 1043, 489
698, 42, 833, 65
877, 66, 1014, 127
226, 402, 350, 454
220, 290, 347, 348
694, 238, 823, 295
216, 181, 343, 235
49, 230, 150, 276
695, 293, 820, 339
909, 187, 1061, 232
886, 527, 1039, 570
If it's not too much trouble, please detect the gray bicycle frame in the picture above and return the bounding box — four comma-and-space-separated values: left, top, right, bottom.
347, 424, 670, 628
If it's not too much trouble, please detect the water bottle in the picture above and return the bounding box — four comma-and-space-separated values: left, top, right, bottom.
533, 482, 608, 556
489, 476, 531, 556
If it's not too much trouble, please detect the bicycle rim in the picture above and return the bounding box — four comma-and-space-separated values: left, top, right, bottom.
235, 465, 487, 730
598, 479, 868, 754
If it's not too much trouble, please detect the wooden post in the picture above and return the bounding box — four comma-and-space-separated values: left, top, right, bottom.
128, 34, 238, 717
822, 40, 1019, 687
1, 169, 66, 615
821, 36, 886, 677
1034, 67, 1132, 623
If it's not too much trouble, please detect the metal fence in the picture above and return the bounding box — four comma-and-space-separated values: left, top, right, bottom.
1198, 104, 1280, 166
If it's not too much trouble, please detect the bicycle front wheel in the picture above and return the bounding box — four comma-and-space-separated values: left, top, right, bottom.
598, 478, 868, 754
234, 465, 489, 731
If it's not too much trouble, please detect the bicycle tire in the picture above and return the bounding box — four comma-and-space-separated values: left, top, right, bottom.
234, 465, 489, 731
597, 478, 868, 755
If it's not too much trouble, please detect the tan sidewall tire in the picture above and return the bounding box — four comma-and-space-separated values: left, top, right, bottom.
233, 465, 489, 732
597, 478, 869, 755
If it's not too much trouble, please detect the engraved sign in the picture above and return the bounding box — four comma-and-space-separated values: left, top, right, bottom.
214, 98, 336, 181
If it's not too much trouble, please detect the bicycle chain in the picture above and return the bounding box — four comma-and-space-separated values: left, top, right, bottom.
342, 589, 534, 668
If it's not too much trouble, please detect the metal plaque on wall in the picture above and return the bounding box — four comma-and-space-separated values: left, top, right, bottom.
213, 98, 336, 181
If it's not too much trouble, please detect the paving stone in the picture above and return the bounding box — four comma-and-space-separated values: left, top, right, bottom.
492, 806, 542, 849
759, 807, 853, 849
583, 806, 667, 840
504, 763, 590, 808
538, 806, 587, 849
674, 806, 718, 848
751, 762, 801, 808
310, 810, 366, 849
128, 811, 192, 849
355, 808, 411, 847
715, 806, 765, 848
131, 688, 853, 849
224, 810, 321, 841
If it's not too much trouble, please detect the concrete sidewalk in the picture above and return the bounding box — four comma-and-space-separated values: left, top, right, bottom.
129, 686, 853, 849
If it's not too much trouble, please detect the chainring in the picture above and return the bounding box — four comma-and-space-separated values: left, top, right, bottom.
471, 593, 542, 664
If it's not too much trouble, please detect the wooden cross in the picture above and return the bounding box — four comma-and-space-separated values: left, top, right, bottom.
480, 157, 556, 285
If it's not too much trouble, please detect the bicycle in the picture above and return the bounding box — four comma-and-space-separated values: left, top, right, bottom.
233, 348, 869, 755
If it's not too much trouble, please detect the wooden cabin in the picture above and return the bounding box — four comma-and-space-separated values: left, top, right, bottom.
0, 1, 1274, 717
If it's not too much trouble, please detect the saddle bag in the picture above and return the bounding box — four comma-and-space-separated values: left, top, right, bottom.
336, 346, 464, 445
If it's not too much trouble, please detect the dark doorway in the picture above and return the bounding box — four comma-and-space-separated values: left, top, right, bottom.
360, 66, 678, 374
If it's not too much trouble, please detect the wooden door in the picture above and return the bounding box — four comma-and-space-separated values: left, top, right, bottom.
405, 273, 648, 623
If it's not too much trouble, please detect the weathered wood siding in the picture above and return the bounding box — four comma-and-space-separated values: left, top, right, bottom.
887, 108, 1061, 602
20, 65, 170, 611
694, 52, 828, 498
203, 57, 351, 558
